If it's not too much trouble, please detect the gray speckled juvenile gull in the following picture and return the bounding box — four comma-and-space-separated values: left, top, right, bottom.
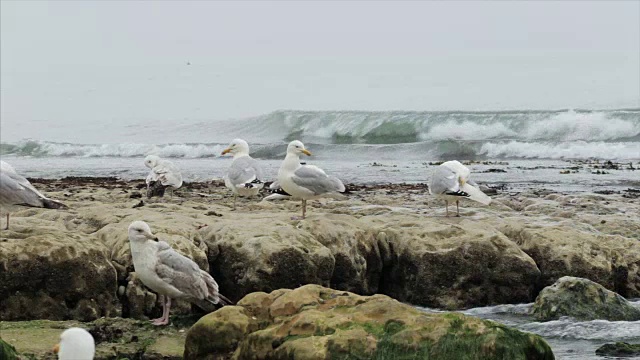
127, 221, 232, 325
144, 155, 183, 198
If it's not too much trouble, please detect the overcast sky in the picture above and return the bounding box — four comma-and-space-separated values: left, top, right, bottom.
1, 0, 639, 127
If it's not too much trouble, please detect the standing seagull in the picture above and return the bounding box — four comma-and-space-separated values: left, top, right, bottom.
429, 160, 491, 217
144, 155, 183, 198
220, 139, 264, 209
128, 221, 232, 325
0, 160, 66, 230
53, 327, 95, 360
278, 140, 345, 219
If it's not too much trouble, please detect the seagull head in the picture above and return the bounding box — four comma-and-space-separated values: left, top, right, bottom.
54, 327, 95, 360
144, 155, 160, 169
287, 140, 312, 157
128, 221, 159, 243
221, 138, 250, 157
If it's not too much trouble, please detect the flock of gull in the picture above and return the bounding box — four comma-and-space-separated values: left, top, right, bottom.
0, 139, 491, 359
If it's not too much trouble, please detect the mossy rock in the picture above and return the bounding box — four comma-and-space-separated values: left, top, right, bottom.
532, 276, 640, 321
595, 342, 640, 357
184, 284, 554, 360
0, 317, 190, 360
0, 338, 18, 360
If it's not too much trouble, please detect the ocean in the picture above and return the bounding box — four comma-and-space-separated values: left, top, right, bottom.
1, 109, 639, 192
2, 108, 640, 358
421, 300, 640, 360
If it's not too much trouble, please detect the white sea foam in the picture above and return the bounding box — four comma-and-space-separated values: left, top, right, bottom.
480, 141, 640, 160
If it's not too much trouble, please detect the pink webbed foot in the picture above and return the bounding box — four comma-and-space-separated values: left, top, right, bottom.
150, 317, 169, 326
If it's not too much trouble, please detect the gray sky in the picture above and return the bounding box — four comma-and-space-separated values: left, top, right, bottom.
1, 0, 639, 128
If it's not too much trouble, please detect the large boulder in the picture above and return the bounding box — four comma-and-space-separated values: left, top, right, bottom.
0, 218, 118, 321
380, 218, 541, 309
202, 213, 542, 309
184, 284, 555, 360
595, 342, 640, 357
497, 217, 640, 298
532, 276, 640, 321
200, 216, 335, 302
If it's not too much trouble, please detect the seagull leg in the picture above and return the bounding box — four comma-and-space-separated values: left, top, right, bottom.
162, 297, 172, 325
445, 201, 449, 217
302, 199, 307, 219
232, 194, 237, 210
151, 295, 166, 325
152, 296, 171, 326
290, 200, 306, 220
456, 200, 460, 217
4, 214, 9, 230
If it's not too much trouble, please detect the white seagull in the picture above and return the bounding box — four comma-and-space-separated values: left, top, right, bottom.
0, 160, 66, 230
53, 327, 95, 360
220, 139, 264, 209
128, 221, 232, 325
429, 160, 491, 217
144, 155, 183, 198
277, 140, 345, 219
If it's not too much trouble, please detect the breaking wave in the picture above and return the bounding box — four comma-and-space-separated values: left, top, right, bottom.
228, 108, 640, 144
2, 109, 638, 160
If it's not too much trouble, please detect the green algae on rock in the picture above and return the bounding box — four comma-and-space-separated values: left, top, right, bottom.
532, 276, 640, 321
595, 342, 640, 357
0, 317, 189, 360
184, 284, 554, 360
0, 338, 18, 360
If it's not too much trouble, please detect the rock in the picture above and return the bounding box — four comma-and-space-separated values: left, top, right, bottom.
499, 223, 640, 297
532, 276, 640, 321
0, 224, 118, 321
200, 217, 335, 302
184, 284, 554, 360
0, 338, 18, 360
595, 342, 640, 357
381, 218, 541, 309
1, 317, 187, 360
203, 214, 541, 309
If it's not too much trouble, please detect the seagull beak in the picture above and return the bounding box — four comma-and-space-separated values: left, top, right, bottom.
221, 148, 231, 155
301, 149, 312, 156
52, 343, 60, 354
146, 232, 159, 242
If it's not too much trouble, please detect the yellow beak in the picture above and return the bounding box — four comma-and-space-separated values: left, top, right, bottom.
301, 149, 312, 156
53, 343, 60, 353
221, 148, 231, 155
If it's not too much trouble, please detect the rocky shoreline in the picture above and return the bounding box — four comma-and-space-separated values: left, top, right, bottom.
1, 177, 639, 358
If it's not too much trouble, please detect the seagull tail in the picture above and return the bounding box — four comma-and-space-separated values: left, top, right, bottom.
42, 198, 67, 209
460, 183, 492, 205
217, 293, 234, 306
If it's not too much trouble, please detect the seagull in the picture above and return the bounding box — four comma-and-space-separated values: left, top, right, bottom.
128, 221, 232, 325
277, 140, 345, 219
53, 327, 95, 360
429, 160, 491, 217
220, 139, 264, 209
0, 160, 66, 230
144, 155, 183, 198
